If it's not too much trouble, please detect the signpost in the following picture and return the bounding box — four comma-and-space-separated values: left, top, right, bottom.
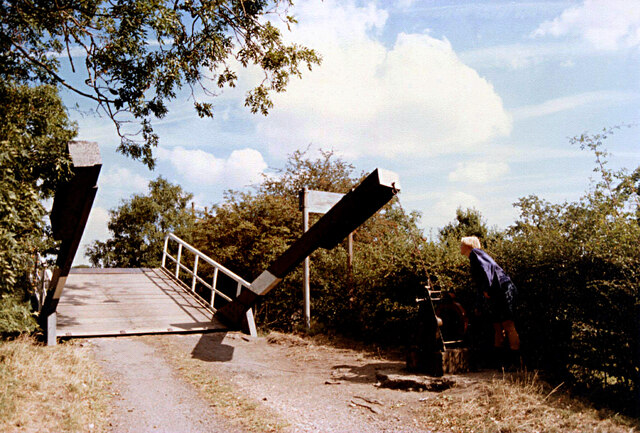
216, 168, 400, 333
299, 189, 349, 330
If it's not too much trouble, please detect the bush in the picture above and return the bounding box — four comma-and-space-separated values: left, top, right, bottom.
0, 81, 75, 334
0, 292, 37, 335
486, 128, 640, 413
190, 150, 431, 344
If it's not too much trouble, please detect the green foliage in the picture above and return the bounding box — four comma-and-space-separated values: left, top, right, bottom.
0, 294, 37, 334
195, 193, 300, 282
1, 0, 321, 168
405, 127, 639, 412
191, 150, 429, 343
339, 204, 429, 343
192, 150, 355, 327
439, 207, 490, 246
86, 177, 196, 268
0, 81, 75, 334
496, 199, 639, 410
190, 150, 363, 325
487, 128, 640, 412
259, 148, 358, 197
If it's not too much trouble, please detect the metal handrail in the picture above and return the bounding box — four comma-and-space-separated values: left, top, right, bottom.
161, 233, 250, 309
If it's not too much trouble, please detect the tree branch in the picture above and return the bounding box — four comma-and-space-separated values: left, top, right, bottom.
10, 40, 114, 104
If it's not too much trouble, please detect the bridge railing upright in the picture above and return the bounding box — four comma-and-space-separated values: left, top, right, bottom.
161, 233, 252, 314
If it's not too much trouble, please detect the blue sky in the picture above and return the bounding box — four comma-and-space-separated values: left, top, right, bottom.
62, 0, 640, 264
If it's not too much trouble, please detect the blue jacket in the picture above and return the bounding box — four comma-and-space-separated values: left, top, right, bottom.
469, 248, 512, 299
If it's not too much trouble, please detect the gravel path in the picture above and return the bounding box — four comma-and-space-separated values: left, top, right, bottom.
90, 332, 451, 433
91, 337, 240, 433
88, 332, 640, 433
151, 332, 436, 433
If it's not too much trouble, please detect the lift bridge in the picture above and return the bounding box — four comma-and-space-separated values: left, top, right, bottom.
39, 141, 400, 344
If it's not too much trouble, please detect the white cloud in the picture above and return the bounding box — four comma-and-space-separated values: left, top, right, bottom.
449, 161, 510, 183
157, 147, 267, 189
533, 0, 640, 51
283, 0, 388, 45
82, 206, 110, 243
258, 0, 511, 159
74, 206, 111, 266
397, 2, 569, 20
99, 167, 149, 194
224, 148, 270, 188
405, 187, 522, 233
157, 147, 224, 183
402, 189, 479, 225
511, 91, 637, 121
430, 191, 480, 229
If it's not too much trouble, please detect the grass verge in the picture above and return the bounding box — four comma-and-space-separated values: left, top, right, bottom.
0, 336, 109, 433
146, 334, 289, 433
413, 369, 639, 433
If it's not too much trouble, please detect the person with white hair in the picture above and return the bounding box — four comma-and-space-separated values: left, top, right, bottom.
460, 236, 520, 369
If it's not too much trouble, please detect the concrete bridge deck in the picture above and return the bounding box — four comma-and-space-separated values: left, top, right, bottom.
57, 268, 226, 337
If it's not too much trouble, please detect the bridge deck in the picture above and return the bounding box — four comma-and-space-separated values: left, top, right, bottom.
57, 268, 226, 337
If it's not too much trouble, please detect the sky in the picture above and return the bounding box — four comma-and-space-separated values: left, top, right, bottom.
61, 0, 640, 265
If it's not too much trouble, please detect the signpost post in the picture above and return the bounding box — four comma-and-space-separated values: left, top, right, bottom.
299, 188, 346, 330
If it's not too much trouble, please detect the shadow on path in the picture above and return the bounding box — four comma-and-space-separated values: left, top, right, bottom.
331, 361, 406, 384
191, 332, 235, 362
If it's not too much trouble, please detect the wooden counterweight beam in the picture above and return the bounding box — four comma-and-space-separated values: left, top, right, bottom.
216, 168, 400, 331
41, 141, 101, 344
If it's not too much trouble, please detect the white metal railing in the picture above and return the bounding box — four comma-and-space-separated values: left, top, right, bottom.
161, 233, 251, 310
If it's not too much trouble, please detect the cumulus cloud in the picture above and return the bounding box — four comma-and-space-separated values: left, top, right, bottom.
224, 148, 269, 188
75, 206, 111, 266
434, 191, 479, 216
532, 0, 640, 51
258, 0, 511, 159
82, 206, 111, 242
448, 161, 510, 183
99, 167, 149, 194
157, 147, 267, 189
420, 191, 481, 230
402, 189, 482, 231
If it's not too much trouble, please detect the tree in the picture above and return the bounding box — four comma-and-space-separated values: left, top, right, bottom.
259, 148, 358, 197
86, 177, 196, 268
192, 150, 430, 342
1, 0, 320, 168
193, 150, 357, 279
438, 207, 490, 246
0, 80, 76, 333
490, 127, 640, 412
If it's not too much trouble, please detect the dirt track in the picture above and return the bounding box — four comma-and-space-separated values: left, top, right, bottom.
91, 336, 241, 433
90, 332, 471, 433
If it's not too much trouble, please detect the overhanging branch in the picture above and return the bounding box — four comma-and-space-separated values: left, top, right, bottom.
10, 40, 114, 104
